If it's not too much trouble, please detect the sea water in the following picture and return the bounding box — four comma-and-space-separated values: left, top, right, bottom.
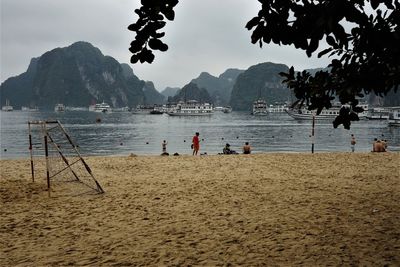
1, 110, 399, 159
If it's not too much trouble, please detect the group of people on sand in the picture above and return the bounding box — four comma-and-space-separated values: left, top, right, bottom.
372, 138, 388, 152
193, 132, 252, 155
350, 134, 388, 153
222, 142, 251, 155
161, 132, 252, 156
163, 132, 390, 155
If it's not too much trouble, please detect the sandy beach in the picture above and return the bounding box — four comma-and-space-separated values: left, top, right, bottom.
1, 152, 399, 266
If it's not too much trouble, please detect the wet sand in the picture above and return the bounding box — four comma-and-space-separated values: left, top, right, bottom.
1, 152, 399, 266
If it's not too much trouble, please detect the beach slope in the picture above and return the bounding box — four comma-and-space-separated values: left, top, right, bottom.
1, 153, 399, 266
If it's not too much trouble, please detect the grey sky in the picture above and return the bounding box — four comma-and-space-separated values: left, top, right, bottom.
1, 0, 331, 91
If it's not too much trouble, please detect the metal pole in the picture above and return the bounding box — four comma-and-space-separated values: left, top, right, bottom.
44, 135, 50, 197
311, 114, 315, 154
28, 122, 35, 182
57, 121, 104, 193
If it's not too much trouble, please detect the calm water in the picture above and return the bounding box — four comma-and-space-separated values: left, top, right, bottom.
1, 110, 399, 159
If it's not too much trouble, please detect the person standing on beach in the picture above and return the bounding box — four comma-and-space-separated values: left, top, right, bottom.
192, 132, 200, 155
350, 134, 356, 152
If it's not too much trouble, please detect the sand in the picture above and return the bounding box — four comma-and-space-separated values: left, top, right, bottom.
1, 152, 399, 266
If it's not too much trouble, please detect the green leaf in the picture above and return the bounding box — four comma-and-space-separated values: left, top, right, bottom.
318, 47, 333, 58
162, 8, 175, 20
130, 55, 139, 64
326, 35, 336, 47
246, 17, 260, 30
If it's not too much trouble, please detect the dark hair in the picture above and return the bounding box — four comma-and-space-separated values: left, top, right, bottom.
245, 142, 249, 145
226, 143, 230, 147
196, 132, 199, 136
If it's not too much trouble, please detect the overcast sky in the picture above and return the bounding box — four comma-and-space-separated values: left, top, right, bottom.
1, 0, 331, 91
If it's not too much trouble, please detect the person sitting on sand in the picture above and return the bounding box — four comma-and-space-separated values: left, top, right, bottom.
243, 142, 251, 154
223, 143, 232, 154
372, 138, 378, 152
382, 139, 388, 151
160, 140, 169, 156
223, 143, 238, 155
372, 139, 386, 152
162, 140, 168, 153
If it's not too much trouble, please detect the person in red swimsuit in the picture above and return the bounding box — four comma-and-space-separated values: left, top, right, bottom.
192, 132, 200, 155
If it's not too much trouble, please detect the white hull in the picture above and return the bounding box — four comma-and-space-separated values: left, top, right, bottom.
388, 120, 400, 126
21, 106, 39, 111
89, 102, 111, 113
367, 108, 390, 120
2, 106, 13, 112
93, 110, 110, 113
367, 115, 389, 120
167, 112, 213, 116
286, 109, 336, 120
2, 99, 13, 111
286, 104, 368, 120
252, 111, 268, 116
132, 109, 153, 114
388, 110, 400, 126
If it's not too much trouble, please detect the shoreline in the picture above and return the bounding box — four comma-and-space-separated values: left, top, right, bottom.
1, 152, 399, 266
1, 149, 398, 161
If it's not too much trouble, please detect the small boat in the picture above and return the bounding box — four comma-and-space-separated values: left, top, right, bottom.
150, 105, 164, 114
54, 103, 65, 112
286, 103, 369, 120
252, 99, 268, 115
132, 105, 155, 114
2, 99, 13, 112
21, 106, 39, 111
222, 106, 232, 113
388, 109, 400, 126
89, 101, 111, 113
150, 110, 163, 115
167, 100, 214, 116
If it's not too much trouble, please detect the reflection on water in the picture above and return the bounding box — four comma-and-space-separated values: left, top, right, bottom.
1, 110, 399, 159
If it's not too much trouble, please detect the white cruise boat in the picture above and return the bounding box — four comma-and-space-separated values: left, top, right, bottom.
132, 105, 155, 114
21, 106, 39, 111
286, 103, 369, 120
268, 104, 288, 113
167, 100, 213, 116
388, 109, 400, 126
54, 103, 65, 112
89, 101, 111, 113
2, 99, 13, 112
252, 99, 268, 115
366, 107, 390, 120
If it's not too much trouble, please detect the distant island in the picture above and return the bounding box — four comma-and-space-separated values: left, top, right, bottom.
0, 42, 164, 109
1, 41, 399, 110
